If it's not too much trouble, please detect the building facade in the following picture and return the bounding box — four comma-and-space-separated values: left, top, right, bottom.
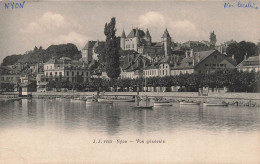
171, 50, 237, 75
43, 57, 90, 83
237, 54, 260, 72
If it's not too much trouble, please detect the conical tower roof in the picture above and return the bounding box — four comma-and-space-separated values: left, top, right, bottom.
121, 29, 126, 38
135, 28, 140, 37
145, 29, 151, 38
161, 28, 171, 38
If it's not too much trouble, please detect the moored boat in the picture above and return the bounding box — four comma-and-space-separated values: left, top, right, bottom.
131, 105, 153, 109
71, 97, 84, 102
98, 98, 134, 102
154, 101, 172, 106
180, 101, 200, 105
203, 103, 228, 106
8, 97, 21, 101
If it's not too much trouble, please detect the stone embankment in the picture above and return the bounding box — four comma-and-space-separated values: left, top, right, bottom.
1, 91, 260, 107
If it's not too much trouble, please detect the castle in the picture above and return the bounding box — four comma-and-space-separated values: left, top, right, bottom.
120, 28, 172, 58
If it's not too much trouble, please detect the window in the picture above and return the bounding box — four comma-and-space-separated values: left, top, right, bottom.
82, 72, 84, 76
77, 72, 79, 76
59, 72, 62, 76
72, 71, 74, 76
46, 72, 48, 76
205, 64, 208, 66
86, 72, 88, 76
50, 72, 53, 76
67, 71, 69, 76
213, 64, 216, 66
47, 66, 48, 69
55, 72, 57, 75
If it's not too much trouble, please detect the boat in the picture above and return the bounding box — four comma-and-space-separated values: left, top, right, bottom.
131, 95, 153, 109
71, 97, 84, 102
180, 101, 200, 105
98, 98, 135, 102
8, 97, 21, 101
131, 105, 153, 109
203, 103, 228, 106
154, 100, 172, 106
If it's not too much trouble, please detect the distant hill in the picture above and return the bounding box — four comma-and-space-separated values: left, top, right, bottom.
1, 43, 81, 66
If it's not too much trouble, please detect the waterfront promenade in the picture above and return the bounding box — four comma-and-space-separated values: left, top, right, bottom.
1, 91, 260, 106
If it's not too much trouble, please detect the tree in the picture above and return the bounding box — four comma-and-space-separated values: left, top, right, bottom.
104, 17, 121, 79
226, 41, 258, 64
95, 44, 106, 64
46, 80, 56, 90
0, 83, 15, 92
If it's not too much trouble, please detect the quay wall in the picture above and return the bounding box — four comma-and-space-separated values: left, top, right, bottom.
1, 91, 260, 106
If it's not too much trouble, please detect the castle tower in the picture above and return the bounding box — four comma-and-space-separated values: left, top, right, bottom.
145, 28, 152, 46
120, 29, 126, 50
161, 28, 172, 56
135, 28, 140, 47
210, 30, 217, 47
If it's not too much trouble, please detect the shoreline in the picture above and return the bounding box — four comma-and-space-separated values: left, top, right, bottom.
1, 91, 260, 107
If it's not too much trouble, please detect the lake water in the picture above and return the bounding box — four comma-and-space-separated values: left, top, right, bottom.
0, 98, 260, 163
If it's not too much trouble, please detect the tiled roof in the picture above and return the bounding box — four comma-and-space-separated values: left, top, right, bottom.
151, 42, 162, 47
237, 55, 259, 67
225, 56, 237, 66
127, 29, 145, 38
82, 41, 96, 50
144, 64, 159, 70
244, 56, 259, 62
172, 50, 215, 70
60, 57, 72, 61
172, 50, 237, 70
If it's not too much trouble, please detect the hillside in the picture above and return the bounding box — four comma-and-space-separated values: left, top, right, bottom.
1, 43, 81, 66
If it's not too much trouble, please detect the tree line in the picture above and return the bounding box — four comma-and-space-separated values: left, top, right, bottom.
44, 70, 260, 93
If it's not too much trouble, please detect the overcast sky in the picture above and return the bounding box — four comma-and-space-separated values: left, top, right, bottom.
0, 0, 259, 62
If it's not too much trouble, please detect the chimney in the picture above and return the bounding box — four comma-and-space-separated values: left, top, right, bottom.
190, 49, 193, 57
185, 51, 188, 58
244, 51, 247, 61
128, 53, 130, 63
198, 54, 201, 62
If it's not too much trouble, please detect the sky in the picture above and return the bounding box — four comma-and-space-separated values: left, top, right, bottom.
0, 0, 260, 62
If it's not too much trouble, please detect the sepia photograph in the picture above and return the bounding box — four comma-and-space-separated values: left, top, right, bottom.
0, 0, 260, 163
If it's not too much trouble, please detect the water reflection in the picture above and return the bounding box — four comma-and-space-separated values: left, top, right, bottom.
0, 99, 259, 135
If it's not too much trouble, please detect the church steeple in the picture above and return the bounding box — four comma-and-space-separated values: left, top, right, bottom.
145, 28, 152, 46
210, 30, 216, 47
161, 28, 172, 57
